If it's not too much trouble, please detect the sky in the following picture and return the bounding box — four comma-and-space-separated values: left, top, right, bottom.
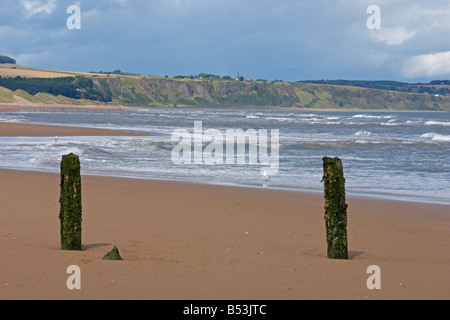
0, 0, 449, 82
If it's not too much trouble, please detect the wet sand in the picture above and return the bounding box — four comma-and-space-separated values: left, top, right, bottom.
0, 122, 148, 137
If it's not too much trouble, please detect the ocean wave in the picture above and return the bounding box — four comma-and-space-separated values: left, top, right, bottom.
352, 114, 393, 119
246, 115, 260, 119
265, 117, 294, 122
355, 130, 372, 136
381, 122, 402, 126
293, 113, 318, 117
0, 117, 25, 123
406, 120, 422, 124
59, 147, 85, 157
353, 139, 383, 144
421, 133, 450, 142
424, 121, 450, 127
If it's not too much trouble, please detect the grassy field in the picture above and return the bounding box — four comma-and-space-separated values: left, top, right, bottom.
0, 64, 104, 79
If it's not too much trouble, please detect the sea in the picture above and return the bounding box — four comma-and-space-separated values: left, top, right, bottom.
0, 109, 449, 205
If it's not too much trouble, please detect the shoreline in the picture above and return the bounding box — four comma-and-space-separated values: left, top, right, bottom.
2, 166, 449, 206
1, 99, 450, 114
0, 120, 448, 206
1, 168, 449, 300
1, 120, 448, 206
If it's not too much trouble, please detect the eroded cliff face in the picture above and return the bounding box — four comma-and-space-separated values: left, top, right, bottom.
92, 76, 450, 111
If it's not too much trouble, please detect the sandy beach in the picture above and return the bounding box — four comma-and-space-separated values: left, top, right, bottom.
0, 121, 449, 300
0, 122, 147, 137
1, 170, 449, 300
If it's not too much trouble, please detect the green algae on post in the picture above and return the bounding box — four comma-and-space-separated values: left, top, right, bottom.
59, 153, 82, 250
103, 246, 123, 260
322, 157, 348, 259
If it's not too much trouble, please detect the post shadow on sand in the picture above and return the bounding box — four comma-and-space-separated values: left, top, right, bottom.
82, 243, 112, 250
348, 251, 365, 260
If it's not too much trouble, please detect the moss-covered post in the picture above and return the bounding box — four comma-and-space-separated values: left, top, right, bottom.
322, 157, 348, 259
59, 153, 82, 250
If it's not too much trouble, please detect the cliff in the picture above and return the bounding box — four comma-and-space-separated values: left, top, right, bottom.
92, 76, 450, 111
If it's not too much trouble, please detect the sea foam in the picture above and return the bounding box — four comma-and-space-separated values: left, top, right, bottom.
424, 121, 450, 127
421, 133, 450, 142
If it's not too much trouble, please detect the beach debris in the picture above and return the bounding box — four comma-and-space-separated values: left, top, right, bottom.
59, 153, 82, 251
322, 157, 348, 259
103, 246, 123, 260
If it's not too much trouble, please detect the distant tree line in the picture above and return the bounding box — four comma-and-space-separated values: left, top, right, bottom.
429, 80, 450, 85
0, 55, 16, 64
0, 76, 112, 102
298, 79, 450, 95
174, 73, 231, 80
89, 69, 142, 77
172, 73, 264, 82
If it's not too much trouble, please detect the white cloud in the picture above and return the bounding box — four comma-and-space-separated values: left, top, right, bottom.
402, 51, 450, 78
370, 27, 416, 46
365, 1, 450, 47
21, 0, 57, 17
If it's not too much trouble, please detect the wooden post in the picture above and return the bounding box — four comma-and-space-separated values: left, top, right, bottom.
59, 153, 82, 250
322, 157, 348, 259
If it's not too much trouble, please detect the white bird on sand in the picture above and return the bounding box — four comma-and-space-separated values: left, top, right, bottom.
263, 171, 270, 181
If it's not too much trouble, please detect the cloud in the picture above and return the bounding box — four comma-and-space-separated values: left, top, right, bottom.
1, 0, 448, 82
401, 51, 450, 78
365, 1, 450, 46
21, 0, 57, 17
370, 27, 416, 46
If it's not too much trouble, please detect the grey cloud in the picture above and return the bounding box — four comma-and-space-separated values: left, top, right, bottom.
0, 0, 449, 81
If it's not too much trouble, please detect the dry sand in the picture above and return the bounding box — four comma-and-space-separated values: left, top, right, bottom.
0, 122, 449, 300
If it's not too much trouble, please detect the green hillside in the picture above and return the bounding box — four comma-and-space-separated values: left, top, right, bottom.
1, 66, 450, 111
91, 76, 450, 111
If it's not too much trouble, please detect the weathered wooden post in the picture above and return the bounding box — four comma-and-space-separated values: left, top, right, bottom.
59, 153, 82, 250
322, 157, 348, 259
